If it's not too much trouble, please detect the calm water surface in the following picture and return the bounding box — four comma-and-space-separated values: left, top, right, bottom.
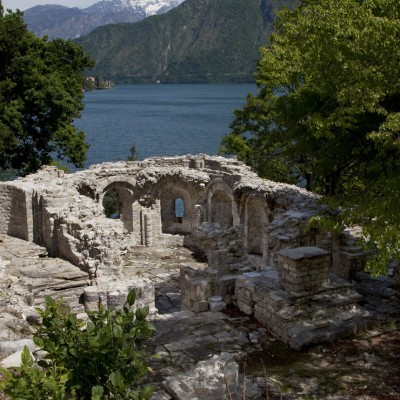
74, 84, 255, 167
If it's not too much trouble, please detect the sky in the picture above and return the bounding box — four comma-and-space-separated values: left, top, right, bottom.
3, 0, 97, 11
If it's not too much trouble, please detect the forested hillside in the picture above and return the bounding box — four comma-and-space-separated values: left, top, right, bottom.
75, 0, 296, 83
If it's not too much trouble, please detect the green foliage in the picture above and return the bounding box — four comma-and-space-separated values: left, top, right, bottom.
103, 190, 122, 218
0, 346, 67, 399
0, 9, 94, 176
221, 0, 400, 273
49, 160, 71, 173
83, 79, 97, 91
127, 144, 138, 161
75, 0, 295, 83
0, 289, 155, 399
305, 213, 344, 236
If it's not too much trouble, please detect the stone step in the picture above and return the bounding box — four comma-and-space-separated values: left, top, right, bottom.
288, 307, 372, 350
340, 245, 364, 254
275, 293, 364, 324
17, 263, 88, 279
32, 279, 88, 293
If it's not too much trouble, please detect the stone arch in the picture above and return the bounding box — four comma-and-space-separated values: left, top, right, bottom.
150, 176, 204, 236
101, 181, 135, 232
206, 179, 239, 228
160, 187, 193, 234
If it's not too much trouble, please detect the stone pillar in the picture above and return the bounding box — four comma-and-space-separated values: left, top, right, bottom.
194, 155, 205, 169
278, 247, 330, 292
144, 213, 153, 246
180, 265, 212, 313
195, 204, 204, 225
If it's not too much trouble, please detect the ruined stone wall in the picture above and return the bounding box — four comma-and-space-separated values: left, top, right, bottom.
0, 185, 31, 241
0, 185, 14, 235
0, 156, 379, 351
0, 155, 327, 283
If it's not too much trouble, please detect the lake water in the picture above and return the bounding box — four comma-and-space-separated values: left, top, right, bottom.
74, 84, 255, 167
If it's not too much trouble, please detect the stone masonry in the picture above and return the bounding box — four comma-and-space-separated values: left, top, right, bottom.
278, 247, 330, 292
0, 155, 376, 349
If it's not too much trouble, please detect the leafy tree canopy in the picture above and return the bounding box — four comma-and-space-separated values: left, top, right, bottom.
0, 7, 94, 177
220, 0, 400, 273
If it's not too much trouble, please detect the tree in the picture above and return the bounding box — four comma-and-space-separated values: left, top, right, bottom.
127, 144, 138, 161
220, 0, 400, 273
0, 8, 94, 177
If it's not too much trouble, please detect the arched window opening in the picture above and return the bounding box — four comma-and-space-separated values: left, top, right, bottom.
102, 190, 122, 219
175, 197, 184, 223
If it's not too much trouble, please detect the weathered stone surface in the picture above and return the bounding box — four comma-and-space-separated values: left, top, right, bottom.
0, 348, 35, 368
1, 154, 388, 394
0, 339, 36, 358
0, 155, 324, 281
163, 353, 239, 400
278, 247, 331, 292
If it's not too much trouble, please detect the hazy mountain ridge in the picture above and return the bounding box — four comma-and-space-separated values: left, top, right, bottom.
75, 0, 297, 84
23, 0, 184, 39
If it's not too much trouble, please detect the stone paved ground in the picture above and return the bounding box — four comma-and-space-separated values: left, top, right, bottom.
123, 246, 400, 400
0, 237, 399, 399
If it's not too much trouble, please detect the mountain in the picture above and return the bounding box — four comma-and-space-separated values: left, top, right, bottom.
75, 0, 295, 84
23, 0, 185, 39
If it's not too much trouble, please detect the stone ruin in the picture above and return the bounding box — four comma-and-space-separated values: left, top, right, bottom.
0, 154, 374, 349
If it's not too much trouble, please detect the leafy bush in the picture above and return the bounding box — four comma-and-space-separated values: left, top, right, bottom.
0, 346, 67, 400
0, 289, 155, 400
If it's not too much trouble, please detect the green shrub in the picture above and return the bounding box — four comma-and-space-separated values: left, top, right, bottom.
0, 346, 67, 400
0, 289, 155, 400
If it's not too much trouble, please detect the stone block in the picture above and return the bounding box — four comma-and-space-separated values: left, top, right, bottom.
191, 300, 209, 313
0, 339, 36, 358
217, 275, 236, 296
278, 247, 331, 292
207, 295, 224, 312
237, 300, 253, 315
190, 279, 212, 302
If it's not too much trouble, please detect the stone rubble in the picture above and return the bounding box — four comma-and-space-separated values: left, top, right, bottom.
0, 154, 398, 399
0, 237, 398, 399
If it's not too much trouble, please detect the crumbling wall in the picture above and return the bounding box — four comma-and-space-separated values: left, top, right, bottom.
235, 247, 369, 349
0, 185, 15, 235
0, 185, 31, 241
0, 155, 376, 350
192, 224, 246, 273
0, 155, 326, 283
157, 180, 198, 235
